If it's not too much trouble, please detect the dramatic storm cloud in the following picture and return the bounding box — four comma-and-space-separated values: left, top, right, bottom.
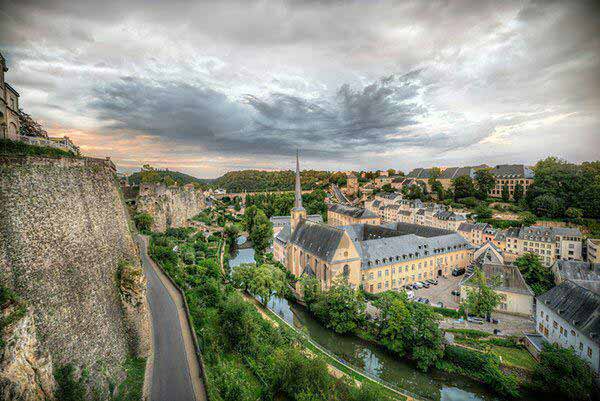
1, 0, 599, 177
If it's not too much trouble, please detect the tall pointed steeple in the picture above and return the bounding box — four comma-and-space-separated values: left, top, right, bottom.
293, 149, 304, 210
290, 149, 307, 232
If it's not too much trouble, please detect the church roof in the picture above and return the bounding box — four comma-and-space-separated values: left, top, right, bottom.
289, 219, 345, 262
328, 203, 377, 219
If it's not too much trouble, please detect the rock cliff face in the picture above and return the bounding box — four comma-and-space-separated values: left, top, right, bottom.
0, 305, 56, 401
136, 182, 205, 232
0, 155, 150, 398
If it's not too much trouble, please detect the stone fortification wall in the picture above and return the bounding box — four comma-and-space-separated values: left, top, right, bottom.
0, 155, 150, 397
136, 182, 205, 232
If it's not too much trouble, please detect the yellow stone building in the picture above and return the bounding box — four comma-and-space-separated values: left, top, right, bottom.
327, 203, 380, 226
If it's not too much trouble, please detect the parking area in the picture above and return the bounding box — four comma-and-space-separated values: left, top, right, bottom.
408, 273, 464, 308
440, 312, 535, 336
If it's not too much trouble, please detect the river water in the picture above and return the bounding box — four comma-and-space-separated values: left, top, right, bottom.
229, 246, 506, 401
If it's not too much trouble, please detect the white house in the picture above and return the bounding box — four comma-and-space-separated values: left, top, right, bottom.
536, 281, 600, 373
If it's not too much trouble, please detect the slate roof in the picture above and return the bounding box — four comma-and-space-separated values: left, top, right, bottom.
289, 219, 345, 262
518, 226, 582, 242
489, 164, 534, 179
553, 260, 600, 294
538, 281, 600, 343
359, 232, 470, 270
328, 203, 377, 219
458, 222, 490, 232
434, 210, 466, 221
387, 222, 456, 237
465, 263, 534, 296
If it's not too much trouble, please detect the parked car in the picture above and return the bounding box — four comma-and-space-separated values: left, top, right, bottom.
436, 301, 444, 308
423, 298, 430, 304
412, 284, 420, 290
405, 285, 413, 290
451, 289, 461, 296
422, 282, 430, 288
430, 279, 438, 285
406, 291, 414, 300
467, 316, 485, 325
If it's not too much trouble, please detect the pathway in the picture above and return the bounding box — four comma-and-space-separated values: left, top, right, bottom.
138, 235, 207, 401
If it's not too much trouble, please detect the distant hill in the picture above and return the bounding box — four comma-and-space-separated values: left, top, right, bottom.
213, 169, 345, 193
128, 169, 214, 186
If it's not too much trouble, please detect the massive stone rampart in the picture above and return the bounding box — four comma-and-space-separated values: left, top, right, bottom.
0, 155, 150, 397
136, 182, 205, 232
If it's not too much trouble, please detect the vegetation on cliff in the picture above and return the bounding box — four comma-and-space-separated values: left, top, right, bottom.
128, 164, 210, 187
244, 189, 328, 220
0, 138, 76, 157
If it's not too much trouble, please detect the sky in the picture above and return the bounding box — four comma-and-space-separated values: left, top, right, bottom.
1, 0, 599, 178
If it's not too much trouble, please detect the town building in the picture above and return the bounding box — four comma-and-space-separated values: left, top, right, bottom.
374, 175, 393, 188
457, 222, 494, 248
587, 238, 600, 263
274, 153, 473, 294
345, 173, 359, 195
504, 226, 583, 267
536, 281, 600, 373
488, 164, 534, 200
0, 52, 80, 154
0, 52, 21, 141
551, 260, 600, 294
406, 164, 533, 199
327, 203, 380, 226
460, 242, 534, 316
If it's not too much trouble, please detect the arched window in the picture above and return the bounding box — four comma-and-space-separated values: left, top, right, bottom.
343, 265, 350, 278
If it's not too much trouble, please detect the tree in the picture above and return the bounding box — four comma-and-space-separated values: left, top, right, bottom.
387, 168, 396, 176
406, 184, 424, 200
474, 169, 496, 200
474, 204, 493, 219
461, 267, 501, 318
532, 343, 597, 401
501, 185, 510, 202
243, 205, 258, 233
409, 303, 443, 371
515, 253, 554, 295
428, 168, 444, 200
531, 194, 564, 218
311, 279, 365, 334
300, 276, 321, 306
452, 176, 476, 199
513, 182, 524, 202
381, 183, 394, 193
223, 223, 241, 252
566, 207, 583, 220
133, 212, 153, 232
249, 209, 273, 261
518, 211, 537, 227
18, 110, 48, 138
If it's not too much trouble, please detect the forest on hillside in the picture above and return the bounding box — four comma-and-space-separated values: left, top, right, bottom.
244, 189, 329, 220
212, 169, 347, 193
128, 165, 213, 187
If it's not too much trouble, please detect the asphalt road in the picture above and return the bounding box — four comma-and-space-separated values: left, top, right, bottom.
138, 236, 198, 401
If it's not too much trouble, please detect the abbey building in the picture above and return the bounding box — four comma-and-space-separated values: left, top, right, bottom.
273, 153, 473, 294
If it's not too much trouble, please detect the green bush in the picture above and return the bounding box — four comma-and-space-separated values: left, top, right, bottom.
444, 345, 520, 398
54, 365, 87, 401
445, 328, 491, 339
430, 306, 462, 318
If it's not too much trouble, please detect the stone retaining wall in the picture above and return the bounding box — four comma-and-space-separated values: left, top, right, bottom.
0, 155, 149, 397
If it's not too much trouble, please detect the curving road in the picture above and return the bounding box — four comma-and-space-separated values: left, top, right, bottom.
137, 236, 206, 401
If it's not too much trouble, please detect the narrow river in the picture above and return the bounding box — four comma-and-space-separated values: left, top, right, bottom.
229, 245, 507, 401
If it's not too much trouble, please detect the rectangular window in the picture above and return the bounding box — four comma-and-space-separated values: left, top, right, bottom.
378, 271, 382, 277
377, 283, 382, 289
385, 269, 389, 276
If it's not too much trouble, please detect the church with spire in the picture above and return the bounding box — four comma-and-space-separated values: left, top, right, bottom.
272, 151, 473, 295
272, 151, 363, 291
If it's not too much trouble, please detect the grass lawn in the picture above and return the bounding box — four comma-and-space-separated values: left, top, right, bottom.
114, 357, 146, 401
490, 345, 536, 370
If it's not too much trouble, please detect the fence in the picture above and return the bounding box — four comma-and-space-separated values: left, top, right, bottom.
17, 134, 80, 154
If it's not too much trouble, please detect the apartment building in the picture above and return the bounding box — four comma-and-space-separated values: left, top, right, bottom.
587, 238, 600, 263
536, 282, 600, 373
505, 226, 583, 267
457, 222, 495, 248
406, 164, 533, 199
488, 164, 534, 200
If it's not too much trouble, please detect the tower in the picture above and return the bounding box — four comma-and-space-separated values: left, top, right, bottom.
290, 149, 307, 232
